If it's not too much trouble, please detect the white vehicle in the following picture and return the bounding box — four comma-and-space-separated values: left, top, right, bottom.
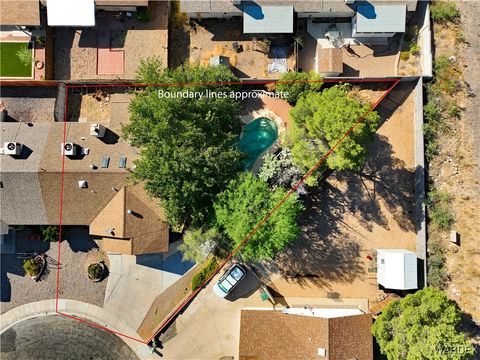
212, 264, 247, 298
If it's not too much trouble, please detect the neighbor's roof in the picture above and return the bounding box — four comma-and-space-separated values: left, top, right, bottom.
239, 310, 373, 360
179, 0, 417, 15
0, 0, 40, 26
355, 4, 407, 33
89, 184, 169, 255
243, 4, 293, 34
317, 47, 343, 75
47, 0, 95, 26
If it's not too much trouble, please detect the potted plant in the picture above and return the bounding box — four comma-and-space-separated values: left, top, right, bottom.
87, 261, 106, 282
23, 255, 46, 281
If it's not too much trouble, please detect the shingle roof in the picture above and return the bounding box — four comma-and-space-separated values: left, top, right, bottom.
1, 121, 169, 255
239, 310, 373, 360
89, 183, 169, 255
0, 0, 40, 26
180, 0, 417, 15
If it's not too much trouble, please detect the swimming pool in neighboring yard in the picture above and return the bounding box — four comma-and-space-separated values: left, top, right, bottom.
0, 42, 33, 78
238, 117, 278, 169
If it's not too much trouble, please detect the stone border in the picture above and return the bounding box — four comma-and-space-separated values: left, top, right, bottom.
0, 300, 159, 360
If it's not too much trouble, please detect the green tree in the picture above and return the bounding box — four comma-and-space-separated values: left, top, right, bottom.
276, 71, 323, 104
214, 173, 303, 262
372, 288, 474, 360
287, 85, 380, 183
42, 225, 62, 242
179, 227, 220, 263
123, 58, 244, 226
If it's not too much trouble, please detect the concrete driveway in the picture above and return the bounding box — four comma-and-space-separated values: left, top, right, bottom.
159, 266, 267, 360
104, 241, 195, 333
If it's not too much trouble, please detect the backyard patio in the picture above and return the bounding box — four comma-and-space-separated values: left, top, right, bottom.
185, 18, 295, 79
54, 2, 168, 80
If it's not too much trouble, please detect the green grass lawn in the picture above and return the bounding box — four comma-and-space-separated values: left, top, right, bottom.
0, 42, 33, 78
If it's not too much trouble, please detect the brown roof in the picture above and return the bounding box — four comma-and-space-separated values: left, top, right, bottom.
0, 0, 40, 26
89, 183, 169, 255
317, 48, 343, 75
239, 310, 373, 360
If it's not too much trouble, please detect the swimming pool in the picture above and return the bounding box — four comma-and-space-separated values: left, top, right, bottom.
238, 117, 278, 169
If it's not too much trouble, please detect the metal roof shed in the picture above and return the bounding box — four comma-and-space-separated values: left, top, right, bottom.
354, 4, 406, 34
47, 0, 95, 27
377, 249, 417, 290
243, 5, 293, 34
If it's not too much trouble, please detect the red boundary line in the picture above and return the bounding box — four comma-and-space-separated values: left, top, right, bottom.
54, 78, 400, 345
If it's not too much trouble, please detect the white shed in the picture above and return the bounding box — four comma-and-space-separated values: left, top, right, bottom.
377, 249, 417, 290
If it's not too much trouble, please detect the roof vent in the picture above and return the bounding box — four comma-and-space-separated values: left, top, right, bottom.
90, 124, 106, 138
78, 180, 88, 188
317, 348, 327, 357
127, 209, 133, 215
3, 142, 22, 156
61, 142, 76, 156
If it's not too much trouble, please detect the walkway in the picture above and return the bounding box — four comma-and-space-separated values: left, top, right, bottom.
104, 240, 195, 333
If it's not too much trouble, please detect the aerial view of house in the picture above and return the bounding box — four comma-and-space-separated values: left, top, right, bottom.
1, 1, 479, 360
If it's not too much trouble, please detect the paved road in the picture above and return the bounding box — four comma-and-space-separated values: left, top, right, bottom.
0, 315, 137, 360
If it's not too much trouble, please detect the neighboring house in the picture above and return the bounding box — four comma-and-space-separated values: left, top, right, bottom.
0, 0, 40, 27
180, 0, 417, 41
0, 121, 169, 255
239, 308, 373, 360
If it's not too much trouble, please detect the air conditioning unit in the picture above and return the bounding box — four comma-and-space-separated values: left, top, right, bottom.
345, 0, 355, 4
61, 142, 76, 156
3, 142, 22, 156
90, 123, 106, 138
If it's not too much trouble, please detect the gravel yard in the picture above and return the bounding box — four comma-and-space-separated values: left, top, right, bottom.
1, 227, 108, 314
0, 87, 57, 123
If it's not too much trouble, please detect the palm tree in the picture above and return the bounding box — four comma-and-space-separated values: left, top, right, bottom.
292, 34, 304, 71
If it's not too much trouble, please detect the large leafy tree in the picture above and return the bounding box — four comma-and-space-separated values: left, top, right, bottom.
372, 288, 474, 360
287, 85, 380, 183
214, 173, 303, 262
123, 58, 244, 226
275, 71, 323, 104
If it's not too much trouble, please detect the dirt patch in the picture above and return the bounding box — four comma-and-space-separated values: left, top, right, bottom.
67, 94, 112, 122
271, 89, 416, 303
428, 3, 480, 324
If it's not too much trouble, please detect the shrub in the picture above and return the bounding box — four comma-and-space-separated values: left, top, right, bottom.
16, 46, 33, 67
430, 1, 460, 23
136, 7, 151, 22
42, 225, 62, 242
87, 263, 103, 280
191, 257, 218, 291
23, 258, 40, 277
428, 239, 449, 289
427, 189, 455, 230
447, 102, 461, 118
179, 228, 220, 263
409, 43, 421, 55
276, 71, 323, 104
404, 25, 419, 43
400, 51, 410, 61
